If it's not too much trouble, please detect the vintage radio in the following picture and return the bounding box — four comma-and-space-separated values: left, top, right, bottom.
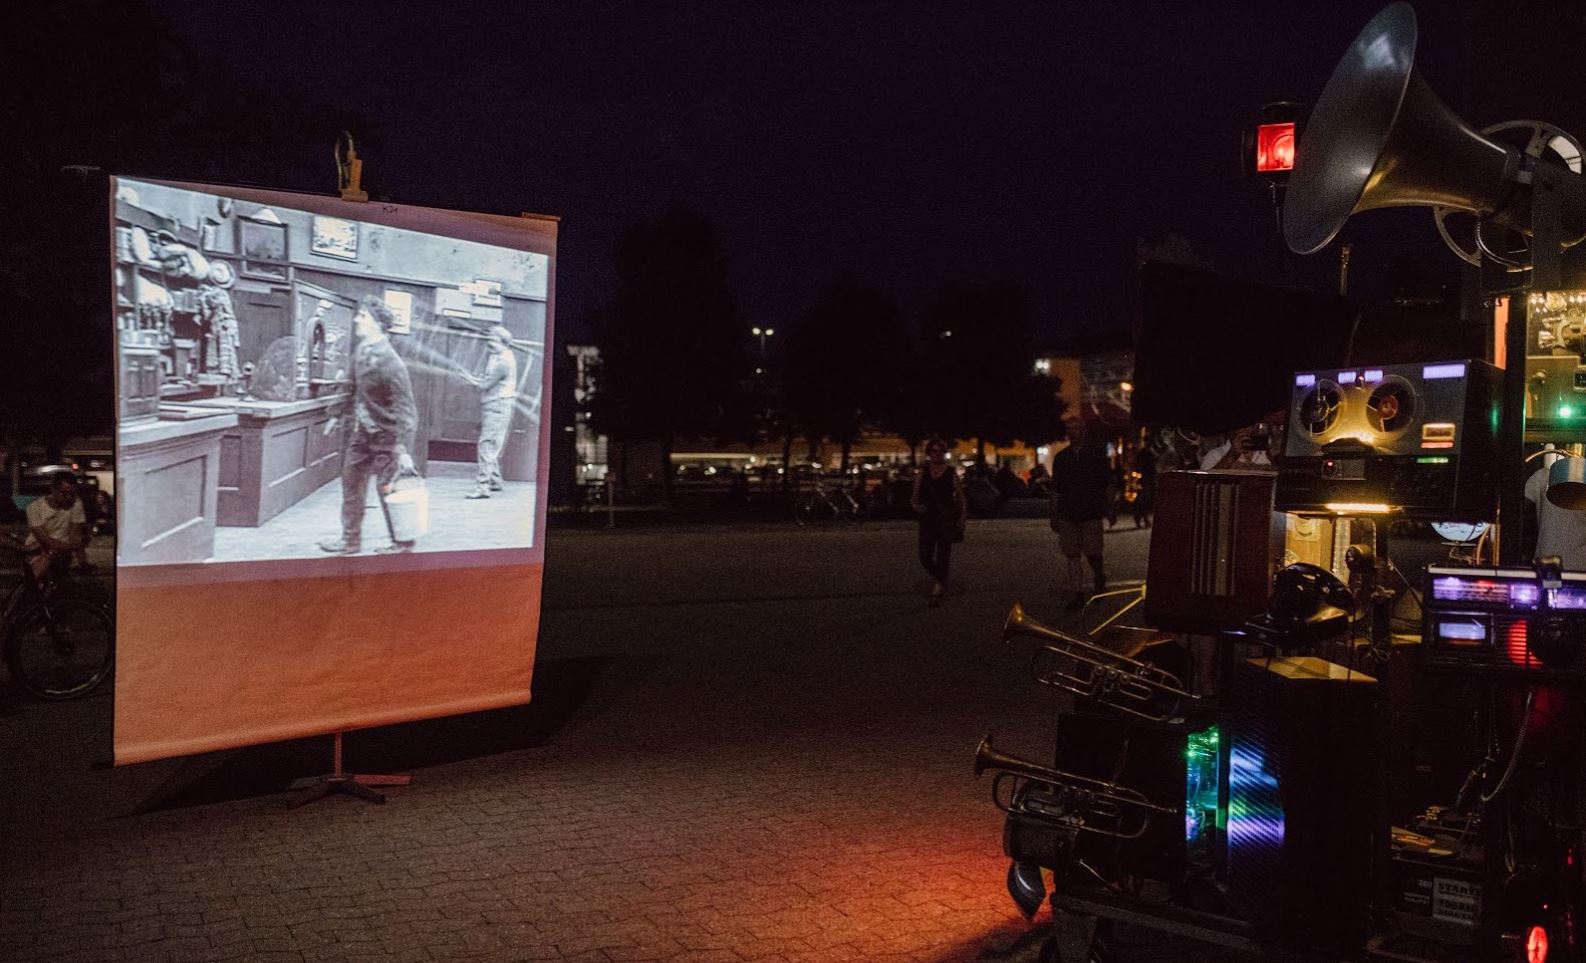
1144, 470, 1279, 633
1275, 360, 1501, 518
1422, 565, 1586, 684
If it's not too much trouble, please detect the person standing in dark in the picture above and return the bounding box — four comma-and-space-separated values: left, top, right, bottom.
1050, 420, 1114, 610
320, 296, 419, 556
911, 437, 967, 606
1131, 445, 1157, 528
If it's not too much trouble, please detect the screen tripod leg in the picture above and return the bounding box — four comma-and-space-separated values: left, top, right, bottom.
285, 732, 410, 809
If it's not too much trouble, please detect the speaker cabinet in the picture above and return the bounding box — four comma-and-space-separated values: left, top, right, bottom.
1225, 656, 1377, 953
1144, 470, 1279, 633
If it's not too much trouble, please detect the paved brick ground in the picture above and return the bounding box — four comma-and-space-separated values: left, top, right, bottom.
1, 519, 1217, 962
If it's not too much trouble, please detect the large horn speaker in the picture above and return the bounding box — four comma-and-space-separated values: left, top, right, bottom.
1284, 2, 1586, 256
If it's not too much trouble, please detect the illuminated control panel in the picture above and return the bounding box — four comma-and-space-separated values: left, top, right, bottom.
1423, 566, 1586, 683
1277, 360, 1501, 518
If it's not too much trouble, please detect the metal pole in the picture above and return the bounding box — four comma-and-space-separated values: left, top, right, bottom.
1497, 297, 1530, 564
606, 473, 615, 530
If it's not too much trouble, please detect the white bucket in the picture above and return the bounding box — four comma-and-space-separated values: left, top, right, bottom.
385, 480, 429, 542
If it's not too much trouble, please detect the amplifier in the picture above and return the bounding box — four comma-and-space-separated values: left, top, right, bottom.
1144, 470, 1279, 633
1422, 565, 1586, 684
1275, 359, 1501, 518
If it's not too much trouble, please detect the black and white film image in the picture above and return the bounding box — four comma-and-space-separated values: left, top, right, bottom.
113, 179, 548, 566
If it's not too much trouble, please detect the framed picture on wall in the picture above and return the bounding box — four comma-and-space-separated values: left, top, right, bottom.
471, 279, 502, 307
311, 216, 359, 260
238, 213, 288, 281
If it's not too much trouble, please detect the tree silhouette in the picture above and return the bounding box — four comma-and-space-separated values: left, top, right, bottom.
1004, 371, 1068, 450
919, 284, 1060, 461
1, 0, 372, 453
587, 208, 746, 502
783, 278, 912, 474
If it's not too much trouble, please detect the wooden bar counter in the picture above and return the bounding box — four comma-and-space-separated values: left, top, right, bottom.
189, 396, 345, 528
118, 412, 239, 565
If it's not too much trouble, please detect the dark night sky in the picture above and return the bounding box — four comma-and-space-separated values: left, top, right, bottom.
146, 0, 1473, 344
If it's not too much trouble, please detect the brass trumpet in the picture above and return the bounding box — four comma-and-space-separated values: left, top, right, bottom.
972, 734, 1178, 840
1002, 602, 1196, 723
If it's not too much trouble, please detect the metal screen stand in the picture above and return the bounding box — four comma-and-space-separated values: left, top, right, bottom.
286, 732, 410, 808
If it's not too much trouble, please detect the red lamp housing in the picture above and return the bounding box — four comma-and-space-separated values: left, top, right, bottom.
1255, 122, 1297, 173
1528, 923, 1549, 963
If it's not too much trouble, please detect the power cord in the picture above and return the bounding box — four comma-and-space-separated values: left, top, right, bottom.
1480, 687, 1537, 805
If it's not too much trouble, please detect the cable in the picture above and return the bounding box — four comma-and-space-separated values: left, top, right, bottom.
1481, 687, 1537, 805
1386, 559, 1423, 610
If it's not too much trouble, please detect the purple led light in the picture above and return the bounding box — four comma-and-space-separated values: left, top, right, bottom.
1550, 587, 1586, 610
1511, 583, 1541, 606
1423, 363, 1467, 380
1364, 369, 1384, 382
1295, 373, 1316, 387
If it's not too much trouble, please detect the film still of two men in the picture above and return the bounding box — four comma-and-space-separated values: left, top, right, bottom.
113, 178, 549, 567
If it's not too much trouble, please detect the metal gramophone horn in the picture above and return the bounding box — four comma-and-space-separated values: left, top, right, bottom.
1284, 2, 1586, 256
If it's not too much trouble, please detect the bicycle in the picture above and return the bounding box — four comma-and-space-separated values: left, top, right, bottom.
1, 551, 115, 701
792, 479, 864, 526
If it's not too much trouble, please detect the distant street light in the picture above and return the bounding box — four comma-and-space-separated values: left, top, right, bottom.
751, 326, 776, 364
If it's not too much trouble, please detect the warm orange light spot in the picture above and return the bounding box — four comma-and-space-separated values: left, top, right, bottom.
1256, 123, 1296, 173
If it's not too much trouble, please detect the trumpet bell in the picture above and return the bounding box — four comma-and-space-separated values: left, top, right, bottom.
1001, 602, 1195, 723
972, 734, 1178, 841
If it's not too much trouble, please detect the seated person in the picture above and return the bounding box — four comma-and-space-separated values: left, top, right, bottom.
25, 474, 90, 582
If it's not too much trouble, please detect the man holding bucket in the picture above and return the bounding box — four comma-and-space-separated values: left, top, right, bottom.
319, 296, 420, 556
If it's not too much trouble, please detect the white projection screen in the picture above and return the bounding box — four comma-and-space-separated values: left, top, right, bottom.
109, 177, 555, 765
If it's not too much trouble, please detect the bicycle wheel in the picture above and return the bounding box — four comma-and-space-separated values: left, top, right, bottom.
5, 599, 115, 700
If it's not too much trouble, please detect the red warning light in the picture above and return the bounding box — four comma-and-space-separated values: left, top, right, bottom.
1256, 122, 1296, 173
1528, 924, 1549, 963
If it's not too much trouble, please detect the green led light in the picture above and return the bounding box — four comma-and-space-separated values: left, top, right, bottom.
1561, 405, 1576, 419
1417, 456, 1450, 464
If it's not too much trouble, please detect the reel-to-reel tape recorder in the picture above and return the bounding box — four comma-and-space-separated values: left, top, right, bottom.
1275, 359, 1501, 517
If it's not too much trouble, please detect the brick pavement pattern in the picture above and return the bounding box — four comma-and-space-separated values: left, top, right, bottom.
2, 521, 1215, 962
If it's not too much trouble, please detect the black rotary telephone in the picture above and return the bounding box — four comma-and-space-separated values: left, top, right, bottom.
1266, 562, 1357, 643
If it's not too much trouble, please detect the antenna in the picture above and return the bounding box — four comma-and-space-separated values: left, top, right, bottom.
334, 131, 368, 202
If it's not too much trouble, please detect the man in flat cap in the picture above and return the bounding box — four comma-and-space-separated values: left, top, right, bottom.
320, 296, 419, 554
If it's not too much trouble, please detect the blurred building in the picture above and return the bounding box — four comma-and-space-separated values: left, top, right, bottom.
567, 339, 1140, 502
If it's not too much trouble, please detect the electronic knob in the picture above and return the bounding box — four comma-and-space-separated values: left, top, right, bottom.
1529, 615, 1577, 666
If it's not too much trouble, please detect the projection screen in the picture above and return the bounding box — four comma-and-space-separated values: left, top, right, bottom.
110, 177, 555, 765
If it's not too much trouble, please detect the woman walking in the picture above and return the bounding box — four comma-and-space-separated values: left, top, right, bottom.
911, 437, 968, 605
